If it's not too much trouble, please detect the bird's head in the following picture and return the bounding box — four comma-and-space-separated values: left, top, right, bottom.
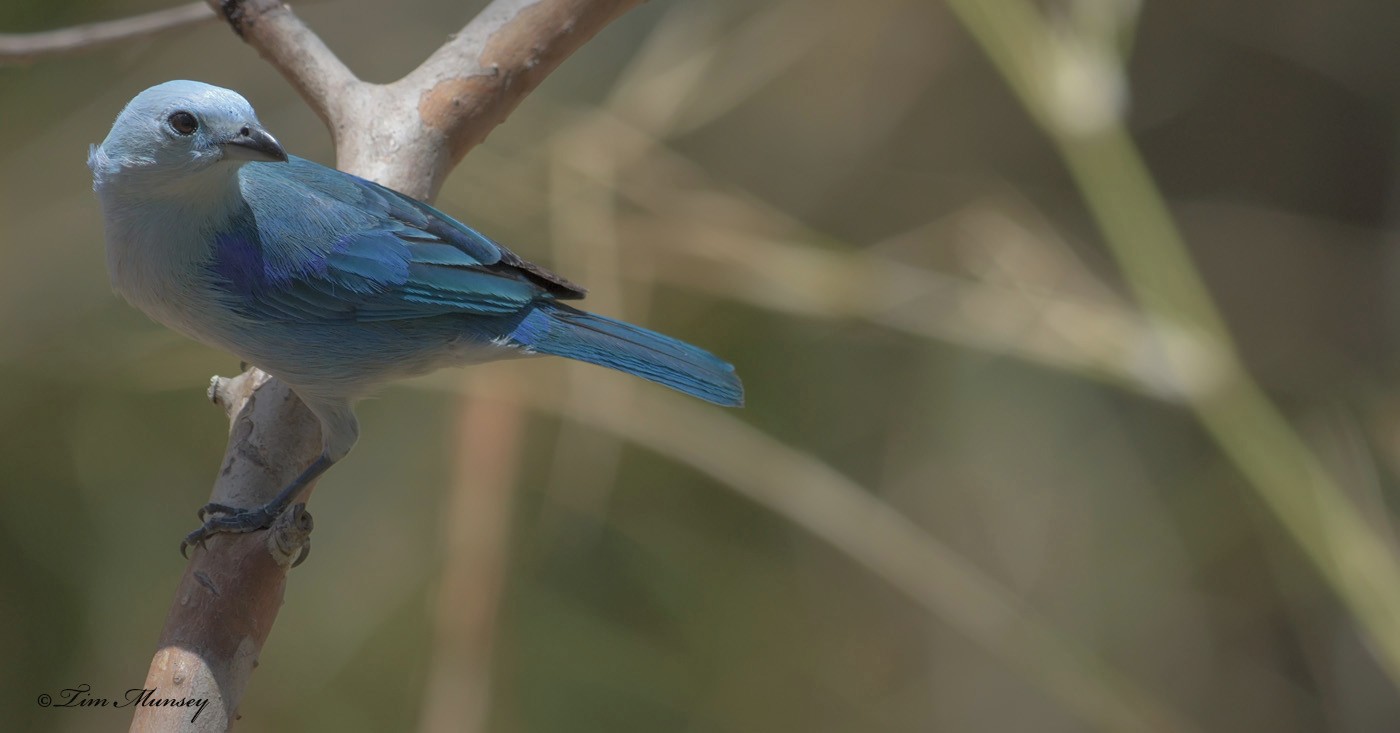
90, 80, 287, 186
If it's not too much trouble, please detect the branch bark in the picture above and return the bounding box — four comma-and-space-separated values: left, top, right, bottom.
130, 1, 642, 730
0, 3, 214, 65
208, 0, 356, 132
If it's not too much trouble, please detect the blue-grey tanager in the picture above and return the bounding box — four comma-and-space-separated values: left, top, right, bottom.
90, 80, 742, 549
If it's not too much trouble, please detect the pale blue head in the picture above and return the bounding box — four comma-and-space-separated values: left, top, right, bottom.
90, 80, 287, 185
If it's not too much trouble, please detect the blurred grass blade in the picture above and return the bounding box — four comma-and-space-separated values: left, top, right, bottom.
947, 0, 1400, 689
433, 374, 1198, 733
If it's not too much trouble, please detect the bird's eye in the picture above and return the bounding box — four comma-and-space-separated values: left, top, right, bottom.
168, 111, 198, 135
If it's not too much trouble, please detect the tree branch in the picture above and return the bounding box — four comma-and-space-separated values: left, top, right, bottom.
204, 0, 358, 134
206, 0, 641, 199
129, 2, 643, 729
131, 371, 322, 732
0, 3, 214, 65
395, 0, 643, 195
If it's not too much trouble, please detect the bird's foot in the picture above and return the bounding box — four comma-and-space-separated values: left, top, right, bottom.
195, 502, 243, 522
180, 501, 310, 564
179, 453, 334, 564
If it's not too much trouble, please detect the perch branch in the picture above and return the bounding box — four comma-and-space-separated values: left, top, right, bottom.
0, 3, 214, 65
132, 1, 643, 730
130, 371, 322, 732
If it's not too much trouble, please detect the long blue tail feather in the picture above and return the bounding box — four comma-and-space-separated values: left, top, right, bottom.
507, 303, 743, 406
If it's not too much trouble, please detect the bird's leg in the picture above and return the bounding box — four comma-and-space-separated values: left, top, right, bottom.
180, 453, 335, 557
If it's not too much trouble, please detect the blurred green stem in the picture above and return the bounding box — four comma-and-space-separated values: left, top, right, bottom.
948, 0, 1400, 688
431, 375, 1197, 733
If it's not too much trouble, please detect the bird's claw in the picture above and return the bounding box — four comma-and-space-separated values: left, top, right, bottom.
291, 541, 311, 568
195, 502, 241, 522
179, 503, 283, 558
277, 504, 314, 568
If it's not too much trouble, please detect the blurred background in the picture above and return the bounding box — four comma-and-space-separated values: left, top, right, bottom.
4, 0, 1400, 731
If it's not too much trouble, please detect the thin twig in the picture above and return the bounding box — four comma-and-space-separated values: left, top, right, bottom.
0, 3, 213, 65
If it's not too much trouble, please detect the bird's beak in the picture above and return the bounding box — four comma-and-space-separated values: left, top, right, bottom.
221, 124, 288, 163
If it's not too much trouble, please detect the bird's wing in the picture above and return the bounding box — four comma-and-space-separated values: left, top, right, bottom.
212, 156, 584, 323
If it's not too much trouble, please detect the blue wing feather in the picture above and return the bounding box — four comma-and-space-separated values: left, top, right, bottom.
206, 157, 741, 405
209, 156, 583, 323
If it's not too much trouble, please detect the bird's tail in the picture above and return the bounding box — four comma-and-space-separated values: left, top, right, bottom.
506, 302, 743, 407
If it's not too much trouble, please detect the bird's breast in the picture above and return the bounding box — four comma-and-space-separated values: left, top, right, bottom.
100, 194, 236, 345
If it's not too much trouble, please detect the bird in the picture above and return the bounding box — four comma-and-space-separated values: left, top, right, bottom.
89, 80, 743, 551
